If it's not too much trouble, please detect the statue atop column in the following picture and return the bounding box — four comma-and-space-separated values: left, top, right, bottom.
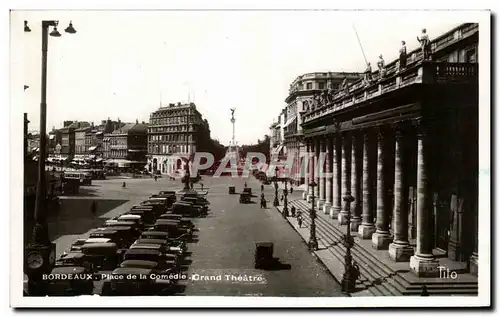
417, 28, 432, 60
363, 63, 373, 87
399, 40, 407, 71
377, 54, 386, 80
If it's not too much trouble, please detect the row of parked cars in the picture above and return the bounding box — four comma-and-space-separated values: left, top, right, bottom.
47, 190, 210, 296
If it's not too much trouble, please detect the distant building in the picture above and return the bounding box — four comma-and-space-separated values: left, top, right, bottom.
59, 121, 90, 158
147, 102, 218, 175
104, 121, 148, 170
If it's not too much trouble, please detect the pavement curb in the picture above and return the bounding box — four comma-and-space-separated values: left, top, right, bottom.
275, 204, 373, 297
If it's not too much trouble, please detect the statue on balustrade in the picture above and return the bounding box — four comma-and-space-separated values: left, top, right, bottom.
327, 82, 335, 103
377, 54, 386, 80
313, 93, 321, 109
339, 77, 349, 95
399, 40, 407, 70
417, 28, 432, 60
363, 63, 373, 87
321, 89, 329, 105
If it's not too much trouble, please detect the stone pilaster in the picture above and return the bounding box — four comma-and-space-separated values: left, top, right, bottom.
330, 135, 342, 218
389, 124, 414, 261
323, 136, 333, 214
470, 207, 478, 275
338, 133, 351, 225
358, 130, 376, 239
317, 138, 326, 209
372, 128, 392, 250
303, 140, 310, 200
314, 138, 320, 199
350, 132, 362, 232
409, 119, 439, 277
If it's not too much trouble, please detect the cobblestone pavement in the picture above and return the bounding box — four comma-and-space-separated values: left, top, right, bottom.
48, 175, 343, 297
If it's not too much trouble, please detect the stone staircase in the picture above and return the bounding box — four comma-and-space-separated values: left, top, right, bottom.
286, 199, 478, 296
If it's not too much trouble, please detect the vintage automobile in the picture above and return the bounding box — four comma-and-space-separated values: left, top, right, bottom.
181, 197, 208, 216
239, 192, 251, 204
125, 207, 157, 226
102, 267, 155, 296
122, 249, 178, 269
70, 237, 112, 252
142, 198, 171, 213
243, 187, 252, 195
171, 201, 198, 217
158, 215, 194, 229
135, 202, 164, 218
80, 242, 120, 270
56, 252, 94, 271
154, 219, 191, 238
89, 227, 137, 248
46, 266, 94, 296
105, 220, 142, 236
115, 214, 144, 230
140, 230, 168, 240
158, 213, 183, 221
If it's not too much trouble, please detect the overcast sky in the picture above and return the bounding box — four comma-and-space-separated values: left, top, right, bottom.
12, 10, 479, 145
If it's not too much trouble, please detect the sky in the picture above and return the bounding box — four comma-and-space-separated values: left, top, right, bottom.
11, 10, 477, 145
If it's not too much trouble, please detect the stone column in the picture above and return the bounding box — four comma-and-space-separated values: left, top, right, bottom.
330, 135, 342, 219
314, 138, 320, 199
372, 128, 392, 250
303, 140, 310, 201
317, 138, 326, 209
389, 124, 414, 261
307, 140, 316, 203
338, 132, 351, 225
358, 130, 376, 239
409, 120, 439, 277
350, 131, 362, 232
323, 136, 333, 214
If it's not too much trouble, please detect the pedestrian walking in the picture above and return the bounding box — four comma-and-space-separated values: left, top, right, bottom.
260, 193, 266, 209
297, 215, 303, 228
201, 183, 204, 190
244, 182, 248, 188
291, 205, 296, 217
290, 186, 293, 194
261, 184, 264, 192
154, 175, 157, 182
91, 201, 97, 217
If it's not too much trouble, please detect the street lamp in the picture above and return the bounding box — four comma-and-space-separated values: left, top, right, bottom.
273, 166, 279, 207
308, 180, 318, 251
24, 20, 76, 296
341, 191, 360, 295
282, 180, 288, 218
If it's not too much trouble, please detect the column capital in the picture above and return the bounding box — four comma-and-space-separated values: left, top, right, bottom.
412, 118, 433, 137
391, 122, 409, 139
376, 126, 388, 141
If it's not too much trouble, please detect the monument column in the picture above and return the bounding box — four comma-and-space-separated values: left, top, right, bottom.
358, 129, 376, 239
409, 119, 439, 277
389, 123, 414, 261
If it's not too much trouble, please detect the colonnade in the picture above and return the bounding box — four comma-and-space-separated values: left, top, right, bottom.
302, 120, 441, 277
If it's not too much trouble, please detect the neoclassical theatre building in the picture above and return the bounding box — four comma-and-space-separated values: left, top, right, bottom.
299, 23, 478, 277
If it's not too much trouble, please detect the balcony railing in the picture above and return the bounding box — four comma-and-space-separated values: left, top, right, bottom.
303, 61, 477, 123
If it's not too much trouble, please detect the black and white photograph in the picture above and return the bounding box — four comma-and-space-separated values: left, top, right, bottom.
8, 5, 491, 308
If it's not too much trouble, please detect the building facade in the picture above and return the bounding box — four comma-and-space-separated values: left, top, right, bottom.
148, 102, 216, 175
74, 125, 91, 155
300, 23, 478, 277
104, 122, 148, 169
59, 121, 90, 158
281, 72, 363, 186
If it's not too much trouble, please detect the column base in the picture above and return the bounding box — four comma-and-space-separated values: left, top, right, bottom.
388, 242, 414, 262
447, 239, 463, 262
317, 199, 325, 209
469, 253, 478, 276
358, 224, 375, 239
409, 254, 439, 277
306, 194, 312, 203
330, 206, 340, 219
338, 211, 349, 225
372, 231, 392, 250
350, 217, 361, 232
302, 191, 308, 200
322, 202, 332, 214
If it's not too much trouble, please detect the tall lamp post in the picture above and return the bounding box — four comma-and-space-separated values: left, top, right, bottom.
273, 166, 279, 207
308, 181, 318, 251
23, 20, 76, 296
341, 191, 359, 295
183, 106, 191, 191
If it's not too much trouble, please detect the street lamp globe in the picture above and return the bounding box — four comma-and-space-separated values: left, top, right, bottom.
49, 25, 61, 37
65, 21, 77, 34
309, 180, 317, 188
24, 20, 31, 32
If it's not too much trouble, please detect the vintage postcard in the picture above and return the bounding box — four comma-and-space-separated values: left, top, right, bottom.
9, 7, 491, 308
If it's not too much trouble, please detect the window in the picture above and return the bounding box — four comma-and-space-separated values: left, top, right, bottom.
306, 82, 312, 90
466, 49, 476, 63
318, 82, 325, 90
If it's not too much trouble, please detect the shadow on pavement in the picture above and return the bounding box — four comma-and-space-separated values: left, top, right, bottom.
261, 258, 292, 271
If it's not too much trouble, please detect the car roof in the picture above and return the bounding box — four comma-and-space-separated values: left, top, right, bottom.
51, 266, 87, 274
135, 239, 168, 244
112, 267, 153, 275
120, 260, 158, 269
141, 231, 168, 237
59, 252, 86, 259
130, 244, 162, 250
119, 214, 141, 218
125, 249, 161, 255
85, 238, 112, 243
81, 242, 117, 249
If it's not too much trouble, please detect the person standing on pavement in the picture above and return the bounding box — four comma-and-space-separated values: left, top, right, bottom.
261, 184, 264, 192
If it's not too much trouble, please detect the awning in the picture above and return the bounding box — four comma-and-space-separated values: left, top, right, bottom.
89, 146, 97, 152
